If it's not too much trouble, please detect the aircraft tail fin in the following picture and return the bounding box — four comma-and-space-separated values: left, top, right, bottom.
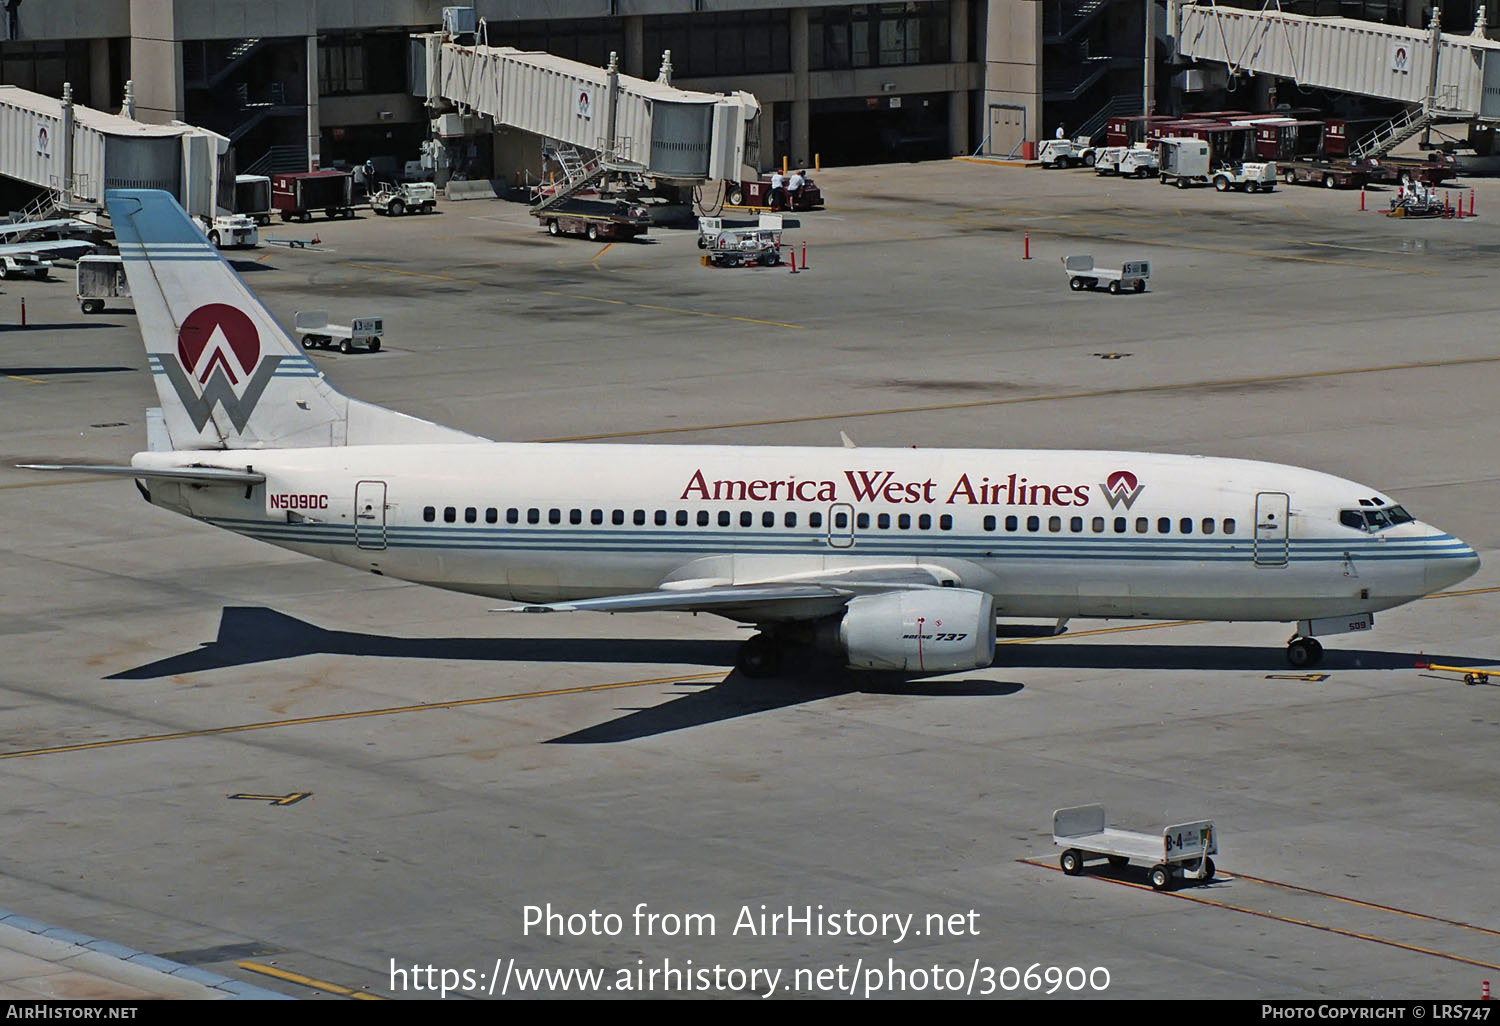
106, 189, 484, 451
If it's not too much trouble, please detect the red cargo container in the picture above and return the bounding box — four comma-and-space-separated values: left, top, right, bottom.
1323, 118, 1386, 157
1253, 120, 1324, 161
272, 170, 355, 222
1104, 115, 1176, 148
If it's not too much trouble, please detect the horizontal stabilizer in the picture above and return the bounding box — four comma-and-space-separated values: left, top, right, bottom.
18, 463, 266, 486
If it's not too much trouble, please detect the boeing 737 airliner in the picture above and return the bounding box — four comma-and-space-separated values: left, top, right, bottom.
23, 191, 1480, 676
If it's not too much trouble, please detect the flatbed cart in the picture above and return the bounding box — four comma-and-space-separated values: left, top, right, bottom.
293, 310, 383, 353
1053, 804, 1217, 891
1062, 255, 1149, 294
702, 226, 783, 267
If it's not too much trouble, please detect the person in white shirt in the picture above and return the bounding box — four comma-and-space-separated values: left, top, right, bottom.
786, 169, 805, 210
769, 169, 785, 210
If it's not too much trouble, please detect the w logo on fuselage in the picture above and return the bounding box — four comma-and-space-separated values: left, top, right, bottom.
1101, 469, 1145, 509
158, 303, 280, 433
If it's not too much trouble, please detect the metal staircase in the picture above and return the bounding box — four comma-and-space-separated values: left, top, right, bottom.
1074, 95, 1142, 143
530, 146, 611, 213
1351, 104, 1437, 160
242, 145, 309, 176
1045, 0, 1118, 44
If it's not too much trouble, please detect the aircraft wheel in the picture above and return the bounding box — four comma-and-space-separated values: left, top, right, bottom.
1287, 637, 1323, 667
735, 634, 782, 678
1150, 865, 1174, 891
1060, 849, 1084, 876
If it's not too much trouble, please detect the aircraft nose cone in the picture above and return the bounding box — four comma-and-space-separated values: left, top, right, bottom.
1427, 535, 1480, 593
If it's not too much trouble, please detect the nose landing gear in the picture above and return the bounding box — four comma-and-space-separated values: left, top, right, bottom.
1286, 636, 1324, 667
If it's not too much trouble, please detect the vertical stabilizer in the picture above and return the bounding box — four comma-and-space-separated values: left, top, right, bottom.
107, 189, 484, 450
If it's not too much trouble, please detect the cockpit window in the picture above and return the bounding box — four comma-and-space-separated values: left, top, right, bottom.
1341, 504, 1414, 533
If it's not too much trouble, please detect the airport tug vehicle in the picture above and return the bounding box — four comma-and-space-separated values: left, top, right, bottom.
293, 310, 384, 353
1053, 804, 1217, 891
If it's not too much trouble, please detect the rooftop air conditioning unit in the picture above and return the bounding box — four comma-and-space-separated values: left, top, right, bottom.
443, 7, 477, 40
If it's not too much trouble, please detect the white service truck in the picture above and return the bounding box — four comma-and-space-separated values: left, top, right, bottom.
1037, 137, 1097, 169
1211, 161, 1278, 193
293, 310, 384, 353
198, 213, 259, 248
369, 182, 437, 216
1093, 146, 1159, 178
0, 253, 52, 280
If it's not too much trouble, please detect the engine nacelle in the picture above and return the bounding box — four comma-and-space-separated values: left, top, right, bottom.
825, 588, 997, 673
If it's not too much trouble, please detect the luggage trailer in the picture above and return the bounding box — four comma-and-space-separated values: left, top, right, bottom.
1052, 804, 1217, 891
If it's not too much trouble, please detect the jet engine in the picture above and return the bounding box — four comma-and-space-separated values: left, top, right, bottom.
818, 588, 997, 672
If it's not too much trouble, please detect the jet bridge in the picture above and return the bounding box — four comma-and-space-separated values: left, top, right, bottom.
1175, 4, 1500, 119
0, 83, 228, 221
411, 32, 760, 184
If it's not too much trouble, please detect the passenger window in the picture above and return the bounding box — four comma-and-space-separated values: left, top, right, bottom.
834, 511, 848, 529
697, 510, 709, 526
1092, 516, 1105, 533
591, 509, 604, 525
784, 512, 797, 528
633, 509, 646, 526
486, 508, 498, 524
983, 515, 996, 532
809, 511, 823, 528
655, 510, 667, 526
1005, 515, 1018, 532
1048, 516, 1061, 532
1135, 517, 1148, 534
1027, 515, 1040, 532
1157, 517, 1170, 534
548, 508, 560, 525
718, 511, 731, 527
763, 511, 775, 528
1223, 518, 1236, 534
919, 514, 932, 530
1070, 516, 1083, 533
570, 509, 582, 525
506, 508, 519, 524
939, 514, 952, 531
612, 509, 625, 525
856, 513, 870, 529
526, 508, 539, 524
899, 514, 911, 530
740, 511, 753, 527
879, 513, 892, 529
1114, 517, 1126, 533
465, 507, 477, 523
1179, 517, 1193, 535
676, 510, 689, 526
1202, 518, 1214, 535
423, 506, 435, 522
444, 506, 456, 523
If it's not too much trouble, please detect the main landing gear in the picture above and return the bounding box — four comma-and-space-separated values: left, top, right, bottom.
735, 633, 784, 678
1286, 636, 1324, 667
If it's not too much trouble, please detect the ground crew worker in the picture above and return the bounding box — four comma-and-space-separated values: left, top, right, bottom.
768, 169, 785, 210
786, 168, 805, 210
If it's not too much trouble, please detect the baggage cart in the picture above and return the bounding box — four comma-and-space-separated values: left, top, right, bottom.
1061, 254, 1149, 294
76, 254, 131, 314
293, 310, 383, 353
1052, 804, 1217, 890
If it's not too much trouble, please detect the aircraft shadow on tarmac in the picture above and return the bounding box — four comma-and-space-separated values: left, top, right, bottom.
105, 607, 1490, 740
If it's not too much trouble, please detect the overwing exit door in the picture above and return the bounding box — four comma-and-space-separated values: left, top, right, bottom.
355, 480, 387, 550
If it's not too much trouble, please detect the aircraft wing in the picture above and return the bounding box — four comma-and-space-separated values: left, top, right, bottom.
494, 564, 960, 620
18, 464, 266, 486
0, 240, 95, 260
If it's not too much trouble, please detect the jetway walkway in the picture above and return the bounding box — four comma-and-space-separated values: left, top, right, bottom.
1175, 4, 1500, 121
413, 33, 760, 184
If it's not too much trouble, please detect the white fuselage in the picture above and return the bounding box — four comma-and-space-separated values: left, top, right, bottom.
135, 444, 1478, 623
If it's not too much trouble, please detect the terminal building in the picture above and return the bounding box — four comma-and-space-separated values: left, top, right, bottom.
0, 0, 1492, 188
